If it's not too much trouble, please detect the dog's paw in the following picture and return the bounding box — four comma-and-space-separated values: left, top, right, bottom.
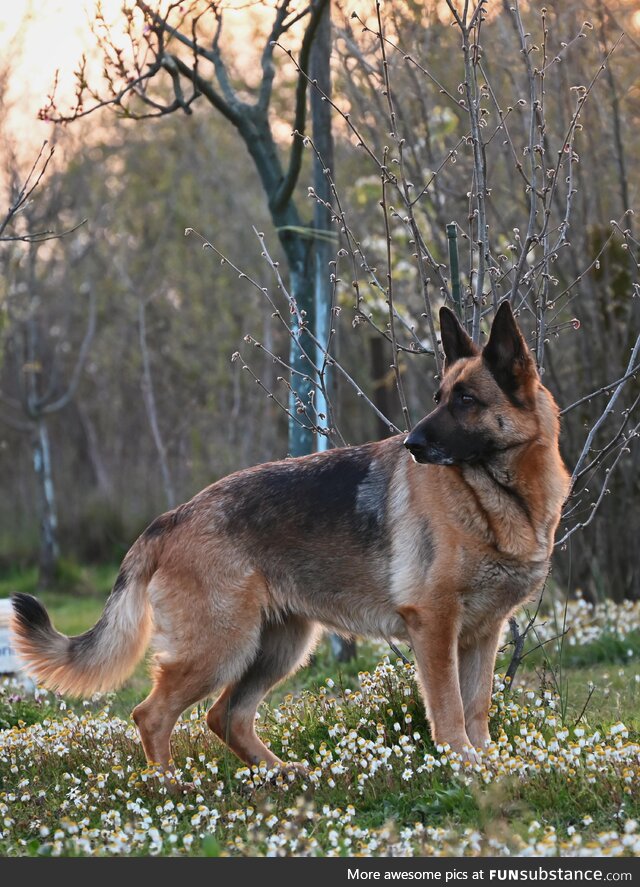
437, 739, 482, 766
241, 760, 310, 789
460, 744, 483, 766
162, 776, 197, 796
466, 724, 491, 749
279, 761, 310, 779
267, 761, 309, 786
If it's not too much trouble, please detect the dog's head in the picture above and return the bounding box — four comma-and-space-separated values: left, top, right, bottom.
404, 301, 543, 466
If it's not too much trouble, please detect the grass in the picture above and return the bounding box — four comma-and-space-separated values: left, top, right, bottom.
0, 574, 639, 857
1, 661, 638, 857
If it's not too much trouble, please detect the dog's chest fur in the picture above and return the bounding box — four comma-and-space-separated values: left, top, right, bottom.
457, 554, 549, 640
386, 456, 556, 641
389, 511, 550, 640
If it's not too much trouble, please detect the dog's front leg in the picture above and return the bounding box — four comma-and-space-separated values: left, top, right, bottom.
458, 618, 505, 748
398, 601, 473, 758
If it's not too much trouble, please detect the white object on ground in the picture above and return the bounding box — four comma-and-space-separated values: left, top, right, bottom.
0, 598, 20, 674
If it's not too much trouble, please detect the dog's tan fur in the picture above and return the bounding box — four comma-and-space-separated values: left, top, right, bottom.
12, 302, 570, 774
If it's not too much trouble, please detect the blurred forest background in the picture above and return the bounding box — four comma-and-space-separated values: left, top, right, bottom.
0, 0, 638, 604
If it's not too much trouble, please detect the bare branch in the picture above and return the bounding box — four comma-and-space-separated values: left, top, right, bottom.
258, 0, 295, 113
1, 218, 87, 245
351, 11, 463, 111
185, 225, 401, 435
0, 142, 55, 240
570, 333, 640, 483
272, 0, 330, 213
556, 432, 638, 548
561, 363, 640, 416
169, 52, 243, 125
136, 0, 215, 62
380, 153, 411, 431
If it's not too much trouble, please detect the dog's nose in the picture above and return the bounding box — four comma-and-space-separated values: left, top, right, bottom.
404, 431, 426, 458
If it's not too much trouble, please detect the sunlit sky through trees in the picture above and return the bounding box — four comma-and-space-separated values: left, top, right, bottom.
0, 0, 274, 153
1, 1, 122, 141
4, 0, 639, 155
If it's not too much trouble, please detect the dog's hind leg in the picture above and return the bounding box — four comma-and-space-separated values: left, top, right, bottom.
207, 615, 320, 771
132, 659, 216, 774
132, 567, 267, 781
458, 619, 505, 748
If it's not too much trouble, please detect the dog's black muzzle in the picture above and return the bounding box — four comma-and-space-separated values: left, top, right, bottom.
403, 430, 454, 466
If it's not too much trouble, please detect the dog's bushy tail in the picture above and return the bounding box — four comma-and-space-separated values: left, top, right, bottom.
11, 538, 157, 697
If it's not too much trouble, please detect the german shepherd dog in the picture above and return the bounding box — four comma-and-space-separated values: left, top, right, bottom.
12, 301, 570, 775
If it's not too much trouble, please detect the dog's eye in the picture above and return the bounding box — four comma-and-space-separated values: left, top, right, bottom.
459, 392, 476, 405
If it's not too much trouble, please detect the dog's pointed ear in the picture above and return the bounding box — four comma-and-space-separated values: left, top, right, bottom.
483, 301, 537, 401
439, 307, 479, 371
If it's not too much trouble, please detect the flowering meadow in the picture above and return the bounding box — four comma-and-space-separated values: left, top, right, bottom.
0, 595, 639, 857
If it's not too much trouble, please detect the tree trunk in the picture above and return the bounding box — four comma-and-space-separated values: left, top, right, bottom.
78, 403, 111, 497
370, 336, 395, 439
310, 3, 354, 662
139, 299, 176, 508
287, 256, 316, 457
238, 117, 317, 459
311, 0, 334, 453
32, 417, 60, 587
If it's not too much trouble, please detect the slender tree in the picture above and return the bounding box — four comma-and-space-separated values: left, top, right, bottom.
1, 242, 96, 587
309, 0, 334, 450
45, 0, 330, 457
0, 130, 90, 586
